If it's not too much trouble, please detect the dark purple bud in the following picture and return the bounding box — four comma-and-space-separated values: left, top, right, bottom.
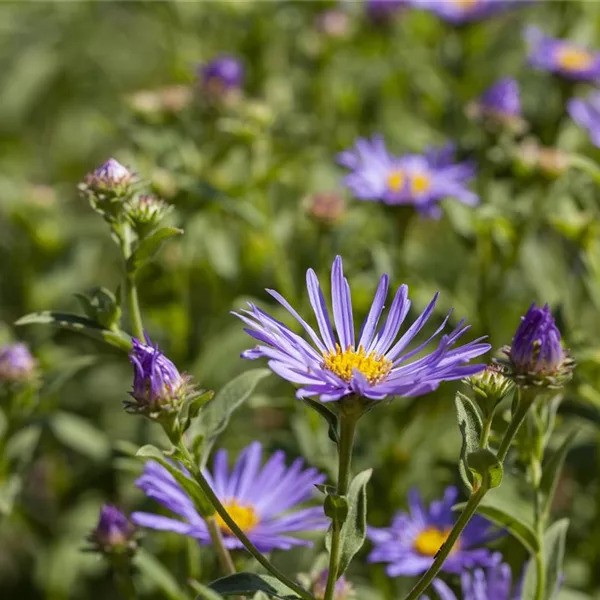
90, 504, 136, 553
0, 343, 37, 383
200, 55, 244, 97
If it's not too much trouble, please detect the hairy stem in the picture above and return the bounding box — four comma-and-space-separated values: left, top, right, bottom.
324, 415, 358, 600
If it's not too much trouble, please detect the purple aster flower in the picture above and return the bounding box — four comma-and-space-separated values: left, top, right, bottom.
411, 0, 519, 25
132, 442, 327, 552
366, 0, 408, 23
568, 91, 600, 147
235, 256, 489, 403
337, 136, 478, 219
89, 504, 136, 554
200, 55, 244, 96
127, 333, 189, 413
525, 26, 600, 81
311, 569, 353, 600
367, 486, 497, 577
0, 343, 37, 383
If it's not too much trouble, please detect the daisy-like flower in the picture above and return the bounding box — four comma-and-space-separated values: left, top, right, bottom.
568, 91, 600, 147
236, 256, 489, 403
132, 442, 327, 551
525, 26, 600, 81
337, 136, 478, 219
367, 486, 497, 577
411, 0, 519, 25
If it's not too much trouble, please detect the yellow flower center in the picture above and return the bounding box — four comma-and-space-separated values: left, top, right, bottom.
556, 46, 594, 71
453, 0, 478, 7
410, 172, 432, 195
215, 500, 260, 534
414, 527, 458, 557
387, 169, 405, 193
322, 344, 392, 384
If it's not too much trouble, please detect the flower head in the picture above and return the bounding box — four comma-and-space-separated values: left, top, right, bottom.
464, 364, 514, 413
236, 256, 489, 403
132, 442, 327, 551
0, 343, 37, 383
469, 78, 524, 132
525, 26, 600, 81
84, 158, 133, 191
200, 55, 244, 98
568, 91, 600, 147
128, 333, 189, 413
89, 504, 136, 554
368, 486, 497, 577
502, 303, 573, 388
412, 0, 519, 24
337, 137, 478, 219
311, 569, 353, 600
460, 555, 523, 600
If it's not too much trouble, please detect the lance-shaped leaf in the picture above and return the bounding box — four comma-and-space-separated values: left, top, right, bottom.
326, 469, 372, 577
127, 227, 183, 273
208, 573, 301, 599
540, 431, 576, 521
455, 392, 484, 490
15, 311, 132, 352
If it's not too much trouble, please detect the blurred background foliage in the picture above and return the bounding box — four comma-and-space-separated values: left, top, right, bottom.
1, 1, 600, 599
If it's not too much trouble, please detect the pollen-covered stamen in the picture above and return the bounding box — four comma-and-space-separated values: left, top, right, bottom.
387, 169, 405, 193
556, 46, 594, 71
413, 526, 459, 557
322, 344, 392, 384
215, 500, 260, 534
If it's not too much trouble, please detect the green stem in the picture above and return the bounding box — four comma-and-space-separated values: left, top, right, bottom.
112, 557, 136, 600
206, 516, 237, 576
480, 415, 493, 449
117, 223, 145, 340
404, 485, 489, 600
324, 415, 358, 600
497, 388, 535, 462
175, 440, 314, 600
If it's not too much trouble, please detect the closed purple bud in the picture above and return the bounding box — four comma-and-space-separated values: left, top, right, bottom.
90, 504, 136, 553
0, 343, 37, 383
84, 158, 133, 190
200, 55, 244, 98
127, 333, 187, 413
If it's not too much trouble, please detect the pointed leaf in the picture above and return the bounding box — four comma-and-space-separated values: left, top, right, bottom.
455, 392, 484, 491
208, 573, 301, 599
189, 581, 224, 600
50, 413, 110, 462
127, 227, 183, 272
541, 432, 576, 520
15, 311, 132, 352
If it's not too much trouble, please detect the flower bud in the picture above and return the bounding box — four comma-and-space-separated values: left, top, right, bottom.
464, 365, 514, 414
127, 333, 189, 415
467, 78, 526, 133
500, 303, 574, 388
125, 194, 173, 238
305, 191, 346, 226
199, 55, 244, 102
0, 343, 37, 384
89, 504, 136, 555
311, 569, 353, 600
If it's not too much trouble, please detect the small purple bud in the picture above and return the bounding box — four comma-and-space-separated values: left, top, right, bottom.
508, 303, 569, 383
0, 343, 37, 383
90, 504, 136, 553
199, 55, 244, 98
479, 78, 522, 119
85, 159, 133, 190
312, 569, 352, 600
128, 333, 187, 413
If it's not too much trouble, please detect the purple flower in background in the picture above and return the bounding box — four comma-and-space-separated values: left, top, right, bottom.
366, 0, 408, 23
525, 26, 600, 81
311, 569, 353, 600
128, 333, 188, 412
368, 486, 497, 577
411, 0, 518, 24
461, 555, 523, 600
337, 136, 478, 218
479, 78, 522, 119
236, 255, 489, 403
0, 343, 37, 383
568, 91, 600, 147
200, 55, 244, 96
132, 442, 327, 551
89, 504, 136, 554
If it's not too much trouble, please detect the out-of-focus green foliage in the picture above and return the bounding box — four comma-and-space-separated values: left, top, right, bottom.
2, 1, 600, 599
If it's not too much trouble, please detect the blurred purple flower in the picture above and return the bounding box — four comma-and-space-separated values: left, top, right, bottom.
132, 442, 327, 551
0, 343, 37, 383
525, 26, 600, 81
337, 136, 478, 218
235, 255, 489, 403
368, 486, 498, 577
479, 77, 522, 119
312, 569, 353, 600
568, 91, 600, 147
128, 333, 188, 412
89, 504, 136, 553
411, 0, 520, 24
366, 0, 408, 22
200, 55, 244, 95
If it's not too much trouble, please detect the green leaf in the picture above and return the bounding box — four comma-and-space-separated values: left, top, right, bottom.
466, 448, 503, 488
327, 469, 373, 577
455, 392, 484, 490
302, 398, 339, 445
15, 311, 132, 352
540, 432, 576, 521
190, 369, 270, 462
135, 549, 191, 600
127, 227, 183, 273
208, 573, 301, 599
50, 412, 111, 462
189, 581, 225, 600
523, 519, 569, 600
